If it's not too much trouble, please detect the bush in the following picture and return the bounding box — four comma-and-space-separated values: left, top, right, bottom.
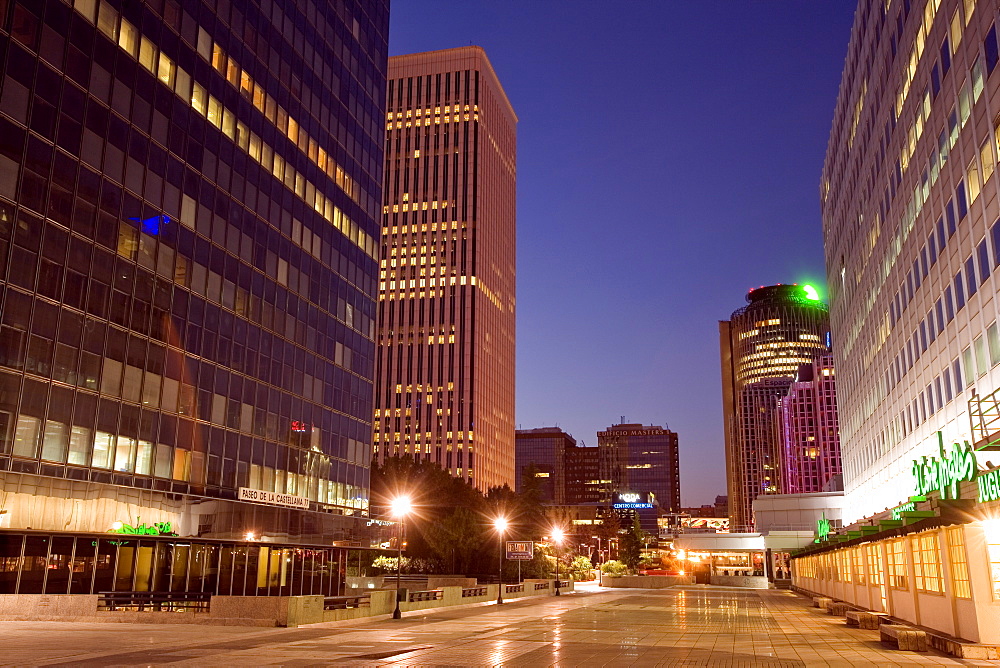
569, 555, 593, 580
600, 560, 628, 576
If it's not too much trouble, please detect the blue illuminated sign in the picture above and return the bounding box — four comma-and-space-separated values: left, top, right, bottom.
613, 503, 654, 509
129, 215, 171, 235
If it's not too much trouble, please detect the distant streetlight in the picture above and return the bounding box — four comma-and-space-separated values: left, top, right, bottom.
390, 495, 412, 620
494, 516, 508, 605
552, 527, 565, 596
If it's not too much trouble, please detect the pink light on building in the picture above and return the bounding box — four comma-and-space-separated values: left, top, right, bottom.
779, 354, 842, 494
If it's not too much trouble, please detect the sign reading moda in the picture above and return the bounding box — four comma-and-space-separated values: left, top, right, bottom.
613, 491, 654, 509
238, 487, 311, 509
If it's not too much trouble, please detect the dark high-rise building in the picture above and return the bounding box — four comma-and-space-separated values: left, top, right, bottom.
0, 0, 388, 597
374, 47, 517, 490
514, 426, 574, 504
565, 442, 602, 504
720, 284, 830, 531
596, 423, 681, 512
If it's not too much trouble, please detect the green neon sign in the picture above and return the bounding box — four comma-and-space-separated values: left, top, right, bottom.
891, 502, 916, 520
802, 285, 820, 301
978, 468, 1000, 502
816, 513, 831, 540
109, 518, 177, 536
912, 433, 977, 500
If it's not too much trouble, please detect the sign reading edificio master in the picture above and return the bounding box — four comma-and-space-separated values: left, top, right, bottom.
238, 487, 310, 509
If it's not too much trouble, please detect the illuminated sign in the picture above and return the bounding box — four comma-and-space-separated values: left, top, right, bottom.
614, 502, 654, 509
618, 493, 641, 503
912, 433, 977, 500
891, 502, 916, 520
680, 517, 730, 531
598, 429, 667, 437
366, 519, 394, 527
506, 541, 533, 560
978, 468, 1000, 503
110, 518, 176, 536
291, 421, 309, 432
816, 513, 831, 540
238, 487, 310, 509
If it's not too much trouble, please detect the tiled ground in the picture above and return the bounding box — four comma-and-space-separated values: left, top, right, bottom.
0, 584, 995, 666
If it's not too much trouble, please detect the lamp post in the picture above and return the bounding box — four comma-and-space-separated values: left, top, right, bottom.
552, 527, 564, 596
494, 516, 508, 605
390, 495, 412, 620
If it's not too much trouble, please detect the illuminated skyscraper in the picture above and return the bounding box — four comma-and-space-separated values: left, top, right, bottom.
821, 0, 1000, 522
779, 354, 842, 495
0, 0, 388, 597
597, 423, 681, 512
375, 47, 517, 490
720, 284, 830, 531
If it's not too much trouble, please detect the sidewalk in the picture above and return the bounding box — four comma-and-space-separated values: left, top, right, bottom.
1, 585, 995, 666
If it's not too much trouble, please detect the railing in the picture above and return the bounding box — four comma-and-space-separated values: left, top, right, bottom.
408, 589, 443, 602
323, 595, 370, 610
970, 389, 1000, 449
461, 586, 488, 597
534, 582, 549, 590
97, 591, 210, 612
554, 580, 567, 589
504, 584, 524, 593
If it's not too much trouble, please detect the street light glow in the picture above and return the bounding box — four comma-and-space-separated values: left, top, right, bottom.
390, 495, 412, 518
551, 527, 564, 544
494, 516, 508, 533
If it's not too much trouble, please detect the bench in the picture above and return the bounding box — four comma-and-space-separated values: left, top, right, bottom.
846, 610, 889, 630
407, 589, 443, 602
98, 591, 211, 612
812, 596, 833, 610
827, 601, 854, 616
880, 624, 928, 651
323, 595, 370, 610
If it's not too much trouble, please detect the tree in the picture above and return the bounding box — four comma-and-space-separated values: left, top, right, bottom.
619, 514, 647, 573
569, 555, 593, 580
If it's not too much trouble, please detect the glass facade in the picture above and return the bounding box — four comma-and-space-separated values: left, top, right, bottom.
0, 0, 388, 556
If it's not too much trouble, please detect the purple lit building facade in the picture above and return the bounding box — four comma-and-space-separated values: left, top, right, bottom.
779, 354, 842, 494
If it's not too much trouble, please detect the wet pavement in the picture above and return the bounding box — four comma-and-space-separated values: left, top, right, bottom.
1, 584, 995, 666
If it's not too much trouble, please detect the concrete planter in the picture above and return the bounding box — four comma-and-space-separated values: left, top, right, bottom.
600, 575, 695, 588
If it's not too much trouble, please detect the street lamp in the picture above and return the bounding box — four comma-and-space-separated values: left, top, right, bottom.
494, 516, 508, 605
390, 494, 412, 620
552, 527, 564, 596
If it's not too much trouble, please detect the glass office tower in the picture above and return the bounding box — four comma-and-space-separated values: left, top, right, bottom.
0, 0, 387, 596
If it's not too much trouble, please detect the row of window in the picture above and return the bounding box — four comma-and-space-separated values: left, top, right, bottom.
7, 412, 367, 508
796, 527, 977, 598
74, 0, 376, 259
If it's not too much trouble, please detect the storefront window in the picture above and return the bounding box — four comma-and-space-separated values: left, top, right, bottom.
888, 539, 909, 590
912, 532, 943, 593
946, 527, 971, 598
984, 520, 1000, 599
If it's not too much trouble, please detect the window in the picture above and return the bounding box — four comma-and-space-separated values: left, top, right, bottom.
976, 336, 988, 377
986, 520, 1000, 599
67, 426, 91, 466
951, 8, 963, 53
888, 539, 908, 589
954, 272, 966, 310
957, 180, 968, 218
40, 420, 68, 463
92, 431, 114, 468
963, 346, 976, 386
967, 160, 981, 202
946, 199, 957, 235
865, 544, 883, 586
966, 256, 978, 297
989, 322, 1000, 367
972, 58, 985, 101
978, 240, 991, 286
986, 24, 999, 74
983, 139, 996, 184
912, 532, 943, 593
946, 528, 972, 598
13, 415, 40, 458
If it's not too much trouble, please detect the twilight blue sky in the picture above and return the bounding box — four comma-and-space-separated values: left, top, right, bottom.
388, 2, 857, 506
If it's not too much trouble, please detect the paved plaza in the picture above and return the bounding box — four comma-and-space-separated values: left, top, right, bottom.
1, 584, 995, 667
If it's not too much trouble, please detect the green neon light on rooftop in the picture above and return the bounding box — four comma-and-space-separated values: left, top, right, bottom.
802, 285, 820, 301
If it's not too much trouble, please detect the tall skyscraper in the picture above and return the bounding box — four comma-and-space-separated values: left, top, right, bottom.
0, 0, 387, 597
779, 354, 842, 494
597, 423, 681, 512
374, 47, 517, 490
821, 0, 1000, 522
720, 284, 830, 531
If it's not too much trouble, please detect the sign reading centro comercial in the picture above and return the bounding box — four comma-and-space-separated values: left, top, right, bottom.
238, 487, 310, 509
